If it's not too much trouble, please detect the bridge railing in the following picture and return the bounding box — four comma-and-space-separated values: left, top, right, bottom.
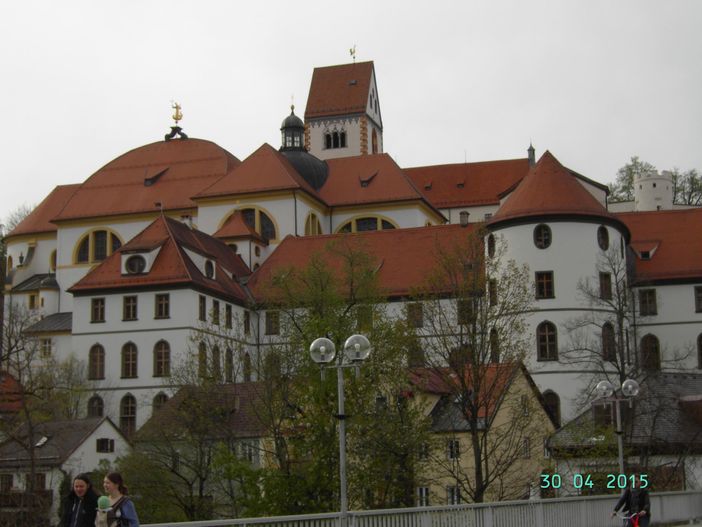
143, 490, 702, 527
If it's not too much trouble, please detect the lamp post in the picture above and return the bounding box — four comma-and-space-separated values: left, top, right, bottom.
309, 334, 371, 521
594, 378, 640, 475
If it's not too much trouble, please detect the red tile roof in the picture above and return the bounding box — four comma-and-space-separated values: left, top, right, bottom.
53, 139, 240, 222
304, 61, 374, 119
489, 151, 618, 225
6, 184, 79, 238
194, 143, 319, 200
247, 224, 479, 300
616, 208, 702, 283
70, 215, 250, 303
404, 159, 530, 208
214, 210, 266, 243
320, 153, 436, 210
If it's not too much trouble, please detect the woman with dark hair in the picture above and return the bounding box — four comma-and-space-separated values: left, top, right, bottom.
60, 473, 99, 527
102, 472, 140, 527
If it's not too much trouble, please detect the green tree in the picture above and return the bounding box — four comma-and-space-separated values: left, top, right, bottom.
609, 156, 656, 202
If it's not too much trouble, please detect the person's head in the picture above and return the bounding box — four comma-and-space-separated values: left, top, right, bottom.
103, 472, 128, 496
72, 473, 93, 498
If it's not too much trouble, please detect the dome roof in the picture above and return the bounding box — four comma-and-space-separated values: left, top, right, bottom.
281, 105, 304, 130
280, 149, 328, 191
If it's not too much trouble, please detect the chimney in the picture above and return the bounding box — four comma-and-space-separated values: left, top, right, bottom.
459, 211, 470, 227
528, 143, 536, 167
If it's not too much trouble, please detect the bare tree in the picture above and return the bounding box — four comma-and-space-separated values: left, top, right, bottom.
414, 227, 544, 502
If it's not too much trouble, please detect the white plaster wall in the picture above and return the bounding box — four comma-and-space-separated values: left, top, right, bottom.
197, 196, 295, 242
330, 206, 434, 232
632, 283, 702, 369
442, 205, 500, 224
635, 172, 674, 211
307, 117, 362, 160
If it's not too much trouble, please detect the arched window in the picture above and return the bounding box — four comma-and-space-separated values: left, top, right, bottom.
340, 131, 347, 148
121, 342, 138, 378
597, 226, 610, 250
487, 234, 496, 258
601, 323, 616, 362
332, 131, 340, 148
243, 352, 252, 382
336, 216, 397, 233
371, 128, 378, 154
533, 224, 552, 249
6, 255, 13, 271
153, 340, 170, 377
74, 230, 122, 264
543, 391, 561, 428
239, 208, 277, 241
153, 392, 169, 413
641, 334, 661, 371
698, 334, 702, 369
88, 344, 105, 380
198, 341, 208, 378
87, 395, 104, 417
489, 328, 500, 363
225, 348, 234, 383
305, 213, 323, 236
212, 345, 222, 382
537, 322, 558, 361
325, 133, 332, 149
120, 394, 137, 437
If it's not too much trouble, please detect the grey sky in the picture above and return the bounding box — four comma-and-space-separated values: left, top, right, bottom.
1, 0, 701, 220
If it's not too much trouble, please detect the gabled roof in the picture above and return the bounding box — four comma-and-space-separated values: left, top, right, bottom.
11, 273, 58, 292
305, 61, 375, 120
320, 153, 439, 213
616, 208, 702, 284
5, 184, 79, 238
247, 224, 479, 300
69, 215, 250, 303
0, 417, 124, 468
214, 210, 266, 243
53, 138, 240, 222
194, 143, 319, 200
489, 151, 622, 228
137, 382, 267, 441
549, 372, 702, 453
404, 158, 530, 208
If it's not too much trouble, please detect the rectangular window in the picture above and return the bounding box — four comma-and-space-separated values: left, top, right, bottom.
535, 271, 554, 299
407, 303, 424, 328
417, 486, 430, 507
199, 295, 206, 322
93, 230, 107, 261
447, 485, 461, 505
212, 300, 220, 325
40, 338, 52, 358
488, 278, 498, 306
457, 299, 473, 325
244, 311, 250, 335
28, 294, 38, 310
522, 438, 531, 459
521, 394, 529, 416
447, 439, 460, 460
695, 286, 702, 313
91, 298, 105, 323
265, 311, 280, 335
599, 272, 612, 300
0, 474, 13, 492
155, 294, 170, 319
225, 304, 232, 329
639, 289, 657, 316
123, 296, 137, 321
96, 438, 115, 453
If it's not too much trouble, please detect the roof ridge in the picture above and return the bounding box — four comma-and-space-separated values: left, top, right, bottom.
162, 216, 196, 283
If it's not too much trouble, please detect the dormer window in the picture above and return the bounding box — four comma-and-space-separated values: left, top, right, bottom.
640, 251, 651, 260
125, 255, 146, 274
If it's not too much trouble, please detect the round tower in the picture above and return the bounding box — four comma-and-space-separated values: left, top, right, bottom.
634, 169, 673, 211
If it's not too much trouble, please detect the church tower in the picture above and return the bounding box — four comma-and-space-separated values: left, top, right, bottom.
304, 61, 383, 160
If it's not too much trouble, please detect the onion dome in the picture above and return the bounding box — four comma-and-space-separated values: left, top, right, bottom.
280, 105, 305, 151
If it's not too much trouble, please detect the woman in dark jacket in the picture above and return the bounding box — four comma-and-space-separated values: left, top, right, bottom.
611, 475, 651, 527
60, 473, 99, 527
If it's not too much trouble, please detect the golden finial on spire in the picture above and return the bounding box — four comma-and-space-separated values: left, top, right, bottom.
349, 45, 357, 63
171, 101, 183, 125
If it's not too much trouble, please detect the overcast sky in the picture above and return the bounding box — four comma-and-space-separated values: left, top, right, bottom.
1, 0, 701, 221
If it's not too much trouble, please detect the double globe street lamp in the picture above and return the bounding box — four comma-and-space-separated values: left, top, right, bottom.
594, 378, 640, 475
309, 335, 371, 521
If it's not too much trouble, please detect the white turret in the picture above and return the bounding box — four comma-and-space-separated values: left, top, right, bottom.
634, 169, 673, 211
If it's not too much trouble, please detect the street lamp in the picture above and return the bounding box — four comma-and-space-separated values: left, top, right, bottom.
594, 378, 640, 475
309, 335, 371, 521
